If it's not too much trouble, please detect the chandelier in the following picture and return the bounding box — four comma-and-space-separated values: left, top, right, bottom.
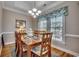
28, 2, 42, 18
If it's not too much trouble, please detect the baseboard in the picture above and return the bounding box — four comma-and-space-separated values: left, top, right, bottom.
52, 45, 79, 57
5, 41, 15, 45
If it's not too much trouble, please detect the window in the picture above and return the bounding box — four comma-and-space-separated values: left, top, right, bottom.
50, 15, 64, 42
38, 15, 65, 42
38, 17, 47, 31
38, 6, 68, 43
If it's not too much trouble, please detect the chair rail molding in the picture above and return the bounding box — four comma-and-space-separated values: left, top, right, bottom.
0, 32, 15, 45
2, 32, 14, 34
1, 32, 79, 45
0, 33, 3, 38
0, 32, 14, 35
65, 34, 79, 38
0, 34, 1, 38
1, 32, 79, 38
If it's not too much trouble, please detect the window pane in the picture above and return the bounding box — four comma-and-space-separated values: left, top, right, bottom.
50, 15, 63, 41
38, 17, 47, 30
51, 17, 55, 28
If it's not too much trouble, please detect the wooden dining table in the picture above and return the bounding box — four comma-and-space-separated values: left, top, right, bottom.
19, 31, 52, 57
21, 35, 42, 57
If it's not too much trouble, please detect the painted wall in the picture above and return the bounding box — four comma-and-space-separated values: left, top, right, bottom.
51, 2, 79, 53
0, 2, 2, 34
2, 9, 32, 45
0, 2, 2, 55
27, 16, 38, 30
0, 2, 2, 46
65, 2, 79, 52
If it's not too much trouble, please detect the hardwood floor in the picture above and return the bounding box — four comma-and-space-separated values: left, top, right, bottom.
1, 44, 15, 57
0, 43, 73, 57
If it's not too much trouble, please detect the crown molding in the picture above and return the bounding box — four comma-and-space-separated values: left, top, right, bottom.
1, 1, 65, 16
3, 6, 28, 16
1, 1, 29, 16
41, 1, 65, 15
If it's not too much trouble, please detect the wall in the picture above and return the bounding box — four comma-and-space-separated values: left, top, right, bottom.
0, 2, 2, 55
2, 9, 32, 45
0, 2, 2, 45
27, 16, 38, 30
51, 2, 79, 53
65, 2, 79, 52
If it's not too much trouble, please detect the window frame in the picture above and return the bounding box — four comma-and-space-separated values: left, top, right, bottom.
50, 15, 66, 44
37, 15, 66, 43
37, 17, 47, 31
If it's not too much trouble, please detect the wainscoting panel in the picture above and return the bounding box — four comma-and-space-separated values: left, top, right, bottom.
65, 34, 79, 53
2, 32, 15, 45
53, 34, 79, 54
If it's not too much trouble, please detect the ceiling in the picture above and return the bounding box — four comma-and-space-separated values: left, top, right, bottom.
1, 1, 64, 16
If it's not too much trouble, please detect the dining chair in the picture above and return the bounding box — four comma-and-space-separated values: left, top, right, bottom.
31, 32, 53, 57
33, 30, 46, 38
15, 32, 27, 57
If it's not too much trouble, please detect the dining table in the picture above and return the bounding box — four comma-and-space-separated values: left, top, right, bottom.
20, 31, 52, 57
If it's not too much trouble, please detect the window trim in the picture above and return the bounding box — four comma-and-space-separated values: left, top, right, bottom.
62, 15, 66, 44
54, 15, 66, 43
37, 15, 66, 44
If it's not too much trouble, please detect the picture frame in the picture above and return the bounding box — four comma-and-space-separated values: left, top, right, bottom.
16, 20, 26, 28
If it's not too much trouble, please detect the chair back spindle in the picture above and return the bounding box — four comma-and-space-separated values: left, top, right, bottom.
40, 32, 52, 56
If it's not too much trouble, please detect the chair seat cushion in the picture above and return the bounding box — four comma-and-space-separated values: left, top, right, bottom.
32, 50, 48, 56
32, 46, 48, 56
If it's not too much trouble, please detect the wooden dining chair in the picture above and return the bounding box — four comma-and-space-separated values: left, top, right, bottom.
31, 32, 53, 57
15, 32, 23, 56
33, 30, 46, 38
15, 32, 27, 57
